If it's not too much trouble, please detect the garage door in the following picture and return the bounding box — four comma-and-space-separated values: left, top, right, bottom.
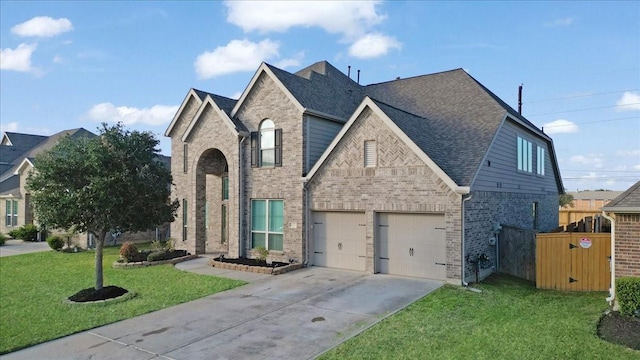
313, 212, 366, 271
377, 213, 447, 280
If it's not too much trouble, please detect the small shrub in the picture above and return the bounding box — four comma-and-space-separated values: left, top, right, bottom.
119, 242, 139, 262
0, 233, 6, 246
255, 246, 269, 262
46, 235, 64, 251
616, 277, 640, 317
150, 240, 169, 252
8, 224, 39, 241
147, 250, 168, 262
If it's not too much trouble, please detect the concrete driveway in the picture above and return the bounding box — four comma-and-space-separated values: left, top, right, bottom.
3, 259, 442, 360
0, 239, 51, 257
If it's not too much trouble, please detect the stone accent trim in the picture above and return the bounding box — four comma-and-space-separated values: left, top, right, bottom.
209, 259, 304, 275
112, 254, 198, 269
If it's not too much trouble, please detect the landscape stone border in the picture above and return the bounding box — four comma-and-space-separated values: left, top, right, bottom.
209, 259, 304, 275
63, 290, 137, 306
112, 254, 198, 269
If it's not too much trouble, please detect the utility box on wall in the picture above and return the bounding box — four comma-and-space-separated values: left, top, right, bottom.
536, 233, 611, 291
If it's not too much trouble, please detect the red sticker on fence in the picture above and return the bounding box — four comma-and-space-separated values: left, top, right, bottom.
580, 238, 592, 249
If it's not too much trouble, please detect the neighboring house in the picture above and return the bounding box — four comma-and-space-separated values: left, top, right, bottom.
0, 129, 96, 236
602, 181, 640, 281
166, 60, 563, 283
0, 129, 171, 245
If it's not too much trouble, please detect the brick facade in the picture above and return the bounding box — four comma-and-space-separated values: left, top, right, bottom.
308, 108, 463, 281
615, 214, 640, 277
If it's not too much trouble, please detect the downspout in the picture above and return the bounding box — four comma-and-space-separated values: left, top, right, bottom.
238, 135, 247, 258
461, 193, 473, 286
602, 211, 615, 305
303, 179, 310, 266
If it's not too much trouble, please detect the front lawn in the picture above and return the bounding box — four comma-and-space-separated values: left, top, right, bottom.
321, 275, 639, 359
0, 247, 245, 354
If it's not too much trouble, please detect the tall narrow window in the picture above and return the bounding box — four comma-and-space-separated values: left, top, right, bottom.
364, 140, 377, 167
517, 136, 532, 173
260, 120, 275, 166
221, 204, 227, 244
222, 162, 229, 200
251, 120, 282, 167
182, 199, 188, 241
5, 200, 17, 227
251, 199, 284, 251
537, 145, 545, 176
183, 143, 188, 173
532, 202, 539, 230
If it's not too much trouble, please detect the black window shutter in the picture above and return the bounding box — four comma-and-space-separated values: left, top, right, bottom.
274, 128, 282, 167
250, 131, 259, 168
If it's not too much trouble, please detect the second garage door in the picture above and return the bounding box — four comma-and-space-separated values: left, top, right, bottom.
312, 211, 366, 271
377, 213, 447, 280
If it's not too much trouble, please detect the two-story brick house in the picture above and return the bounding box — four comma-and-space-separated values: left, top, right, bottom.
166, 61, 563, 283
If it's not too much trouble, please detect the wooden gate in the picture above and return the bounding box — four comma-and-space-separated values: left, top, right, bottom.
536, 233, 611, 291
498, 225, 537, 282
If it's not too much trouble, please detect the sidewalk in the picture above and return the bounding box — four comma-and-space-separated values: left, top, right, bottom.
0, 239, 51, 257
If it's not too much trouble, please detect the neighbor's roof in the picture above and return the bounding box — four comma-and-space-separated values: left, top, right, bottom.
569, 190, 624, 201
602, 181, 640, 213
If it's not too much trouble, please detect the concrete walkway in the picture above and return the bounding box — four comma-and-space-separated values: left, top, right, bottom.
0, 239, 51, 257
3, 257, 442, 360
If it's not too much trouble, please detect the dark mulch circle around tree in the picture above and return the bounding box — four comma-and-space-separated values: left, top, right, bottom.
597, 311, 640, 350
68, 286, 129, 302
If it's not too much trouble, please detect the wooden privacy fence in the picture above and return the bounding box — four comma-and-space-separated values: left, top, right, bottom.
498, 225, 537, 282
536, 233, 611, 291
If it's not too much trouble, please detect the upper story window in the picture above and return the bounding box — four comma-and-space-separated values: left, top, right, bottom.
517, 135, 532, 173
251, 119, 282, 168
537, 145, 545, 176
183, 143, 188, 173
364, 140, 377, 167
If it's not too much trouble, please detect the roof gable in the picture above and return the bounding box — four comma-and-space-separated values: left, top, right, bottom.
306, 97, 469, 195
164, 89, 205, 137
602, 181, 640, 213
182, 94, 247, 142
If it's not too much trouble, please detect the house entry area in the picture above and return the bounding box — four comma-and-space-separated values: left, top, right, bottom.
195, 148, 229, 254
312, 211, 366, 271
376, 213, 447, 280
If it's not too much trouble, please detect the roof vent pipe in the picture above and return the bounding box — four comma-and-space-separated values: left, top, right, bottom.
347, 66, 351, 79
357, 69, 360, 84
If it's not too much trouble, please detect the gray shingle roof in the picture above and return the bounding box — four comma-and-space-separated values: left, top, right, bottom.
267, 61, 364, 120
191, 89, 245, 132
1, 133, 47, 166
365, 69, 507, 186
602, 181, 640, 212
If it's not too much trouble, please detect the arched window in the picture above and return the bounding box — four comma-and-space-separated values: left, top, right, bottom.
260, 120, 275, 167
251, 119, 282, 168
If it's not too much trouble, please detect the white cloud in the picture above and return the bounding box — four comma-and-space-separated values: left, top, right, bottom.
11, 16, 73, 38
616, 149, 640, 157
274, 51, 305, 69
570, 154, 604, 168
542, 119, 579, 134
53, 55, 64, 64
0, 43, 37, 72
348, 33, 401, 59
616, 91, 640, 111
633, 164, 640, 171
194, 39, 280, 79
1, 121, 19, 133
86, 102, 179, 126
544, 17, 573, 28
225, 1, 385, 39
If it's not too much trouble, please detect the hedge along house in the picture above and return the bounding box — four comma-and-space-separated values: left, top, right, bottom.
167, 61, 563, 284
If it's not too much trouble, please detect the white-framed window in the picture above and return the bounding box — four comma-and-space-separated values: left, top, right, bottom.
537, 145, 545, 176
5, 200, 17, 227
517, 135, 532, 173
251, 199, 284, 251
251, 119, 282, 167
364, 140, 377, 167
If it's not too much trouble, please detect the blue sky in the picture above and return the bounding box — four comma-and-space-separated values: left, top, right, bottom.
1, 1, 638, 191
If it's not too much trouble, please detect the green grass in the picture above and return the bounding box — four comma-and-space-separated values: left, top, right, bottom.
321, 275, 639, 360
0, 247, 245, 354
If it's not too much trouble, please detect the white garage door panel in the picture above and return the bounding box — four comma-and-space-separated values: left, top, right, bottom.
377, 213, 446, 280
313, 212, 366, 271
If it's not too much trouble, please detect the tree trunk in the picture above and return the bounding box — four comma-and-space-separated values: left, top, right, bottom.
94, 230, 107, 291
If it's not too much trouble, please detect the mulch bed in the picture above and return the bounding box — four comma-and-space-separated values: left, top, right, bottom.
597, 311, 640, 350
215, 257, 289, 268
68, 286, 128, 302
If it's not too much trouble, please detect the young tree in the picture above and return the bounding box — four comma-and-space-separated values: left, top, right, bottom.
559, 193, 575, 208
27, 123, 179, 291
